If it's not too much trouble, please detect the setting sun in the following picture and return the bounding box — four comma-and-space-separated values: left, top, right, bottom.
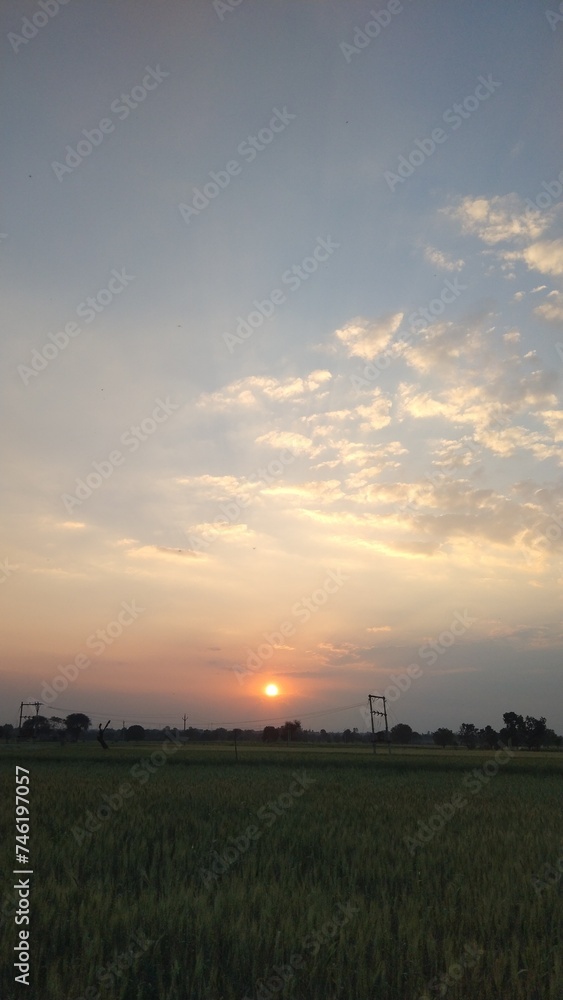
265, 684, 279, 697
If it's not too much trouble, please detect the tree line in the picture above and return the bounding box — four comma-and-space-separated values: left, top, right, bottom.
261, 713, 562, 749
2, 714, 158, 743
430, 713, 561, 750
2, 710, 560, 750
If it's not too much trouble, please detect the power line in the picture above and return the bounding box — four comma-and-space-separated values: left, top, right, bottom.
46, 700, 368, 729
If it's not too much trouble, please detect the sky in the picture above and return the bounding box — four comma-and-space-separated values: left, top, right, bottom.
1, 0, 562, 737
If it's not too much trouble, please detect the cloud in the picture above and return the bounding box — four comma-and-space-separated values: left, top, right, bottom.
523, 240, 563, 277
423, 245, 465, 271
398, 479, 550, 550
397, 358, 560, 460
402, 318, 486, 376
176, 473, 254, 496
486, 623, 562, 650
255, 430, 320, 456
534, 290, 563, 324
127, 543, 205, 561
264, 480, 345, 503
429, 437, 482, 470
156, 546, 200, 557
198, 371, 332, 409
502, 239, 563, 278
334, 313, 403, 360
538, 409, 563, 442
356, 393, 392, 431
443, 193, 548, 244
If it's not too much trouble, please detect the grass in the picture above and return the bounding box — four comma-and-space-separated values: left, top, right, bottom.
0, 742, 561, 999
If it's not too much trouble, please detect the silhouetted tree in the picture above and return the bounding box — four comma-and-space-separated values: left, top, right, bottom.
391, 723, 413, 744
280, 720, 302, 743
65, 713, 91, 741
126, 725, 145, 741
477, 725, 499, 749
458, 722, 478, 749
49, 717, 67, 744
433, 727, 456, 748
262, 726, 279, 743
1, 723, 14, 743
500, 712, 526, 747
524, 716, 547, 750
21, 716, 51, 739
97, 721, 111, 750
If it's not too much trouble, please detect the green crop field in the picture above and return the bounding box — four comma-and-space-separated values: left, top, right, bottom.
0, 743, 561, 1000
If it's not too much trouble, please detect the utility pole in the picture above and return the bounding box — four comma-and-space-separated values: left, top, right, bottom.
368, 694, 391, 755
182, 713, 188, 732
18, 701, 42, 738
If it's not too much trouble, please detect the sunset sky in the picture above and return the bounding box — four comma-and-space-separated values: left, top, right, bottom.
2, 0, 562, 736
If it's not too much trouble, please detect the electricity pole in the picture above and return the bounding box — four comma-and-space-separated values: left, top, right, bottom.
182, 713, 188, 732
18, 701, 42, 738
368, 694, 391, 755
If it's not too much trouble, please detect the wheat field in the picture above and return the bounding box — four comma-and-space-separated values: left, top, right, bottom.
0, 743, 561, 1000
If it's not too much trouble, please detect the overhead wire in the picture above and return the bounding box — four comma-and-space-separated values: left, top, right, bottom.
43, 699, 369, 730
